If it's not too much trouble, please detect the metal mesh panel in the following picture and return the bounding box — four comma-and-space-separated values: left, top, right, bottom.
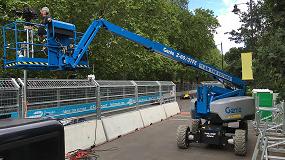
27, 89, 57, 110
100, 87, 135, 101
252, 102, 285, 159
135, 81, 160, 107
96, 80, 134, 87
97, 80, 136, 112
27, 79, 96, 89
0, 80, 17, 90
159, 81, 176, 103
0, 79, 19, 116
22, 79, 97, 113
60, 88, 96, 106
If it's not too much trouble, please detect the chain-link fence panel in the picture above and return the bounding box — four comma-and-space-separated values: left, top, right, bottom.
0, 79, 20, 118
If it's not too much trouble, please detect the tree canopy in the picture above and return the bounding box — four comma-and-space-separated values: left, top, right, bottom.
1, 0, 221, 83
226, 0, 285, 101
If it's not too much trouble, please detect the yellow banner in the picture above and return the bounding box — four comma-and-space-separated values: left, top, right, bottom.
241, 52, 253, 80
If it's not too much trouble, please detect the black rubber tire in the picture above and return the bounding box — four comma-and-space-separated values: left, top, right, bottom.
176, 125, 190, 149
239, 121, 248, 141
234, 129, 247, 156
191, 101, 197, 118
191, 109, 196, 119
191, 119, 200, 134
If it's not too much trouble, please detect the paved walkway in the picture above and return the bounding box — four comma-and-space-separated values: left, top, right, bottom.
94, 99, 257, 160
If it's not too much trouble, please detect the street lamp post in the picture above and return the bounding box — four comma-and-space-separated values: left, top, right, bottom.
221, 42, 224, 70
232, 0, 254, 51
249, 0, 253, 51
216, 42, 224, 70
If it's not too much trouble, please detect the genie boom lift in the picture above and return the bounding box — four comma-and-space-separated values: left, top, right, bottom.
2, 16, 255, 157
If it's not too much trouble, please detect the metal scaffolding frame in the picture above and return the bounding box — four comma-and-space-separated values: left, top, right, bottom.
252, 101, 285, 160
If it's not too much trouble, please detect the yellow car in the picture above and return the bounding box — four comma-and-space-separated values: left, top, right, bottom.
181, 91, 191, 99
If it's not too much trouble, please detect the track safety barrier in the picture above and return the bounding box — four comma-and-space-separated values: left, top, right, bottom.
101, 110, 144, 141
0, 79, 20, 118
0, 78, 176, 119
0, 78, 180, 153
64, 119, 106, 153
139, 104, 166, 126
163, 102, 181, 117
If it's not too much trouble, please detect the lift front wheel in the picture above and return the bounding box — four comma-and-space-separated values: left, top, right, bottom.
234, 129, 247, 156
176, 125, 190, 149
239, 121, 248, 141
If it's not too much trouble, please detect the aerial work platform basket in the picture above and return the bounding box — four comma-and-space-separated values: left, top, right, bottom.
2, 20, 89, 70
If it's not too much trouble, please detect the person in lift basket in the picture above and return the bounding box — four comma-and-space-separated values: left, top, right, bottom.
38, 7, 52, 37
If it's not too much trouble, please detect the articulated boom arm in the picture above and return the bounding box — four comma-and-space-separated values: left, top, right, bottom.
72, 19, 245, 89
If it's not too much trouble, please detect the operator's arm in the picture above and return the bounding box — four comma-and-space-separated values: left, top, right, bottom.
42, 15, 52, 24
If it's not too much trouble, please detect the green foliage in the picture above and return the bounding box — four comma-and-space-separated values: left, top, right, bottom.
224, 47, 243, 78
0, 0, 221, 82
227, 0, 285, 101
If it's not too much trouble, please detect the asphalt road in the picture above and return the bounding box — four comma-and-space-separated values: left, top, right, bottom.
94, 99, 257, 160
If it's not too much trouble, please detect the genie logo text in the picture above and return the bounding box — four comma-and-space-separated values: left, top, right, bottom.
225, 107, 242, 114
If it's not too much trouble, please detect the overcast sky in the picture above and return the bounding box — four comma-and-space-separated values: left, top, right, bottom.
188, 0, 256, 53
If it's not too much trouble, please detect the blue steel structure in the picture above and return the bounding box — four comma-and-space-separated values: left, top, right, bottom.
2, 19, 246, 119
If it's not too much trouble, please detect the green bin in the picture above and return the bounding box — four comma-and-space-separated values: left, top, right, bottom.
252, 89, 273, 121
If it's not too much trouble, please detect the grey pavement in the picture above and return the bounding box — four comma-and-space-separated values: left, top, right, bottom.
94, 99, 257, 160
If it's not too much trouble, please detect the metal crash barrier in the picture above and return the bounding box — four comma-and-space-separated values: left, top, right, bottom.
0, 78, 176, 120
252, 101, 285, 160
17, 79, 97, 119
0, 79, 20, 118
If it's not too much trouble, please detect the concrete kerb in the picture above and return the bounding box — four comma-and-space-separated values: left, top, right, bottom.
64, 119, 106, 153
101, 110, 144, 141
163, 102, 181, 117
64, 102, 181, 152
139, 105, 167, 127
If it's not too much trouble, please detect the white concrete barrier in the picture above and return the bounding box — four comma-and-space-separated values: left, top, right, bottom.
139, 105, 166, 127
64, 120, 106, 153
102, 110, 144, 141
163, 102, 180, 117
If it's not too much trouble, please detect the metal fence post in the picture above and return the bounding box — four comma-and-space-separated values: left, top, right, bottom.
156, 81, 163, 105
23, 70, 28, 118
17, 78, 25, 118
86, 87, 90, 104
172, 82, 177, 102
251, 134, 261, 160
255, 96, 260, 129
94, 80, 101, 120
17, 88, 21, 118
131, 81, 139, 110
57, 89, 60, 107
11, 78, 21, 118
261, 136, 268, 159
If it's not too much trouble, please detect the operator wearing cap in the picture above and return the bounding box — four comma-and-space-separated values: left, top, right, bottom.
38, 7, 52, 37
40, 7, 52, 24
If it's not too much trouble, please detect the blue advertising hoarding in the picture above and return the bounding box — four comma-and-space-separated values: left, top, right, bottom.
10, 95, 160, 119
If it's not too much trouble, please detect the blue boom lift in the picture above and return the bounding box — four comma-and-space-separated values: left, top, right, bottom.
2, 17, 255, 156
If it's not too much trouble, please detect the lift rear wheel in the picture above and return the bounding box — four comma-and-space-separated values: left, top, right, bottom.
234, 129, 247, 156
176, 125, 190, 149
191, 119, 200, 134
